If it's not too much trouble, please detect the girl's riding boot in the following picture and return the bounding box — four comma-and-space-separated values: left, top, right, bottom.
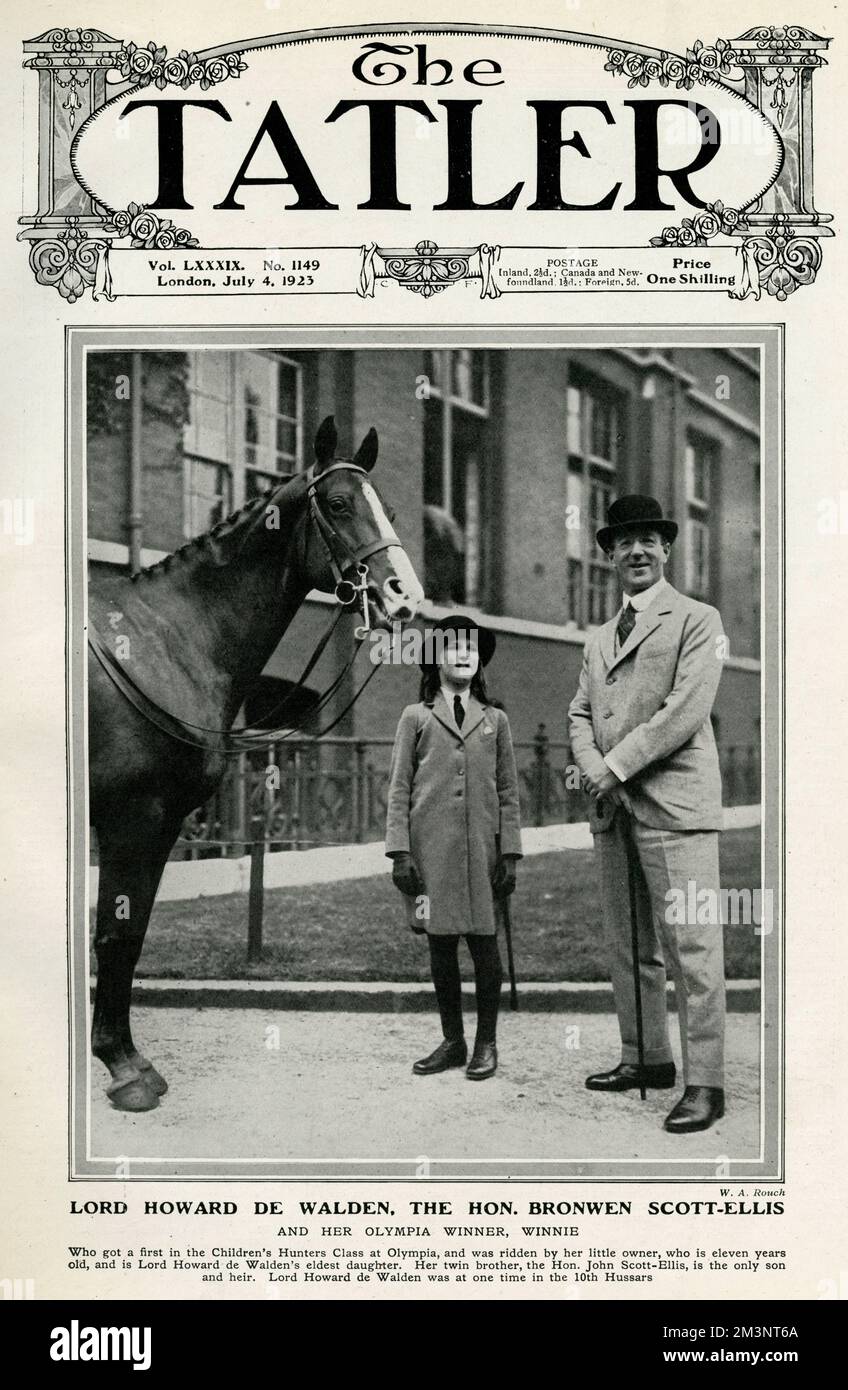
466, 935, 503, 1080
413, 936, 467, 1074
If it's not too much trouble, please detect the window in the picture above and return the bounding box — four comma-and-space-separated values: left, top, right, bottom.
422, 349, 489, 605
242, 353, 302, 499
686, 436, 712, 507
686, 518, 711, 598
186, 459, 231, 537
183, 350, 305, 537
184, 351, 232, 462
684, 432, 718, 599
565, 377, 622, 627
183, 352, 234, 535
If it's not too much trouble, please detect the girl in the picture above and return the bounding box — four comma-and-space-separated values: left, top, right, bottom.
385, 615, 523, 1080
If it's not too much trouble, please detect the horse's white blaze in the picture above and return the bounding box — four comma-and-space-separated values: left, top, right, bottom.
361, 481, 424, 615
361, 481, 396, 541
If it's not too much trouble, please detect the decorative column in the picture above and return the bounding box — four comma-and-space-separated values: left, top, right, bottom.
727, 26, 832, 298
729, 26, 832, 232
19, 28, 125, 300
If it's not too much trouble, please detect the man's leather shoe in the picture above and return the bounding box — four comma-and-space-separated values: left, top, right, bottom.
412, 1038, 467, 1075
466, 1042, 497, 1081
664, 1086, 725, 1134
585, 1061, 676, 1092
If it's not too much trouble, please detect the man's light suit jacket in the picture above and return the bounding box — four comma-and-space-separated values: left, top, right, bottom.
568, 583, 725, 833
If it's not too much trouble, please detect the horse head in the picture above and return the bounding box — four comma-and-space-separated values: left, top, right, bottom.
304, 415, 424, 628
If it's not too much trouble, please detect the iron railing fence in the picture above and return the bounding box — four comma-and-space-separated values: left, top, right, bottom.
171, 726, 761, 860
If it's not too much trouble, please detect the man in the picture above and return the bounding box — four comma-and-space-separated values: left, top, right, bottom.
568, 495, 726, 1134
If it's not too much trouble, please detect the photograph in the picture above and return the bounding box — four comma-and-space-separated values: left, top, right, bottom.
70, 329, 778, 1180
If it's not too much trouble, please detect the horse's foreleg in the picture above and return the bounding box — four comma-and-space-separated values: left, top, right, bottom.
92, 813, 179, 1112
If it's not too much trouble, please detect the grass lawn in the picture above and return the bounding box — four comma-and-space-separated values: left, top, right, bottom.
102, 826, 763, 983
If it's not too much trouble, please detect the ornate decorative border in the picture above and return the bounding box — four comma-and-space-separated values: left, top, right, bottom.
17, 23, 834, 303
375, 242, 475, 298
604, 39, 734, 88
104, 204, 199, 250
617, 27, 832, 299
650, 201, 743, 248
357, 242, 501, 300
27, 205, 199, 304
28, 218, 106, 304
742, 216, 823, 300
117, 41, 247, 90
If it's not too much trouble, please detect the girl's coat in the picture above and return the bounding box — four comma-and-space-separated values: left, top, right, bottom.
385, 691, 523, 935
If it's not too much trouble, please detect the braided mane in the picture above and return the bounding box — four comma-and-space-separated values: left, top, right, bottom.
132, 473, 303, 580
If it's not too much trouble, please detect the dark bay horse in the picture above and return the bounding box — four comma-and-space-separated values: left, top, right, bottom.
88, 416, 423, 1111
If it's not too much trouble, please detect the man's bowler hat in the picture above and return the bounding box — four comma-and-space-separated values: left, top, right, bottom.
596, 495, 679, 552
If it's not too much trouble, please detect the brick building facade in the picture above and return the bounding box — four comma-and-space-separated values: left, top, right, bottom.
86, 345, 761, 773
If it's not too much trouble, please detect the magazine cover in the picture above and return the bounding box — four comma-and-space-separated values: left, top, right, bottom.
1, 0, 846, 1353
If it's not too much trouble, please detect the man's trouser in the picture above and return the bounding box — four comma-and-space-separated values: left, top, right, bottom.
594, 812, 725, 1089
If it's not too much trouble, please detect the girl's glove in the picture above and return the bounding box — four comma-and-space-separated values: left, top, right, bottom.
391, 852, 424, 898
492, 855, 518, 898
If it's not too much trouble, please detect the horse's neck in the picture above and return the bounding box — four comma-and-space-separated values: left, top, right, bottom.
119, 482, 311, 726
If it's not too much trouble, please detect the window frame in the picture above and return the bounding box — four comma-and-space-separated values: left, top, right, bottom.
686, 515, 711, 599
685, 432, 715, 512
566, 374, 622, 629
183, 458, 233, 540
683, 429, 719, 600
239, 352, 304, 495
183, 350, 305, 538
422, 349, 490, 606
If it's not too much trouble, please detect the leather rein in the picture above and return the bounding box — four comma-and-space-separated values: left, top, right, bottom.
87, 460, 399, 755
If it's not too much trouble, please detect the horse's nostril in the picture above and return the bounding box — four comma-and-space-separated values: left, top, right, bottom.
382, 573, 420, 621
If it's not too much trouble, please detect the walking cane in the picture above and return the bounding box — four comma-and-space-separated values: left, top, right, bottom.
502, 894, 519, 1012
496, 834, 519, 1010
621, 814, 647, 1100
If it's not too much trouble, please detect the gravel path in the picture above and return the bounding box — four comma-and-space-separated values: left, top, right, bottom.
89, 1009, 761, 1176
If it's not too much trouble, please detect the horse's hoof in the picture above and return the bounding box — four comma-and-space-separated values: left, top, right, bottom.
137, 1059, 168, 1096
106, 1074, 159, 1112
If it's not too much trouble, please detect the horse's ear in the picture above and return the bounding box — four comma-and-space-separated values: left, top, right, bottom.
314, 415, 337, 465
353, 427, 378, 473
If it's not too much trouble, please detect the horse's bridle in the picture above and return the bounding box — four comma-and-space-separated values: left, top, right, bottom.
87, 458, 403, 753
304, 459, 402, 640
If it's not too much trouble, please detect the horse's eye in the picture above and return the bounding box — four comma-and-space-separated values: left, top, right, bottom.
328, 496, 347, 513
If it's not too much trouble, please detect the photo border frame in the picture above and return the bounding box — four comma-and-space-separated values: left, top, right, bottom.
66, 322, 783, 1182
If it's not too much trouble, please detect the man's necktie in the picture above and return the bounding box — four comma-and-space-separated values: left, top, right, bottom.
616, 602, 637, 649
453, 695, 465, 729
